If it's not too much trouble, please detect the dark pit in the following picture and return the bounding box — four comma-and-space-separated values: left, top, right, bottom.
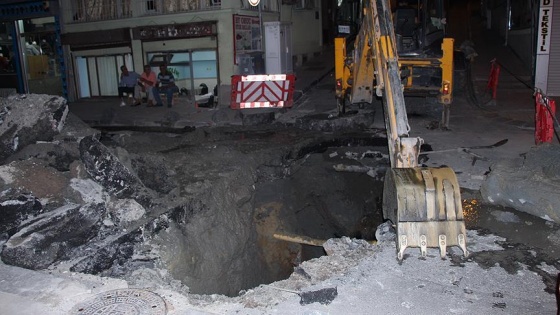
146, 133, 389, 296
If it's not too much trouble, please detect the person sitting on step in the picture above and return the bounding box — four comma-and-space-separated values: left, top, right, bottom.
152, 64, 179, 108
118, 65, 141, 106
139, 64, 156, 106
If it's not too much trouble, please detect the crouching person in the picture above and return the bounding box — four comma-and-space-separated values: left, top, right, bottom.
118, 65, 141, 106
153, 64, 179, 108
139, 65, 157, 106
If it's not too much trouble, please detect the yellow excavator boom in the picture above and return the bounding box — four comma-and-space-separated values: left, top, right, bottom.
335, 0, 468, 259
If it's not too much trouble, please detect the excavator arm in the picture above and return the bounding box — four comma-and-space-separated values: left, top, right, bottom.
335, 0, 468, 259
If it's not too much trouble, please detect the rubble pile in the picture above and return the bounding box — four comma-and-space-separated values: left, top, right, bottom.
0, 95, 263, 296
0, 94, 68, 162
481, 143, 560, 223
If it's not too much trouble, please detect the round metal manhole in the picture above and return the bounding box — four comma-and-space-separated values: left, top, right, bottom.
70, 288, 167, 315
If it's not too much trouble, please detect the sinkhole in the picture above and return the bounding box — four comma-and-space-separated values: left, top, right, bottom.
149, 136, 390, 297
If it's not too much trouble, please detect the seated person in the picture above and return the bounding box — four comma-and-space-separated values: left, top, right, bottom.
139, 65, 157, 106
118, 65, 141, 106
199, 83, 209, 95
152, 64, 179, 108
0, 54, 9, 72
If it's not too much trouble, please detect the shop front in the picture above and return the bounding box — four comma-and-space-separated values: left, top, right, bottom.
62, 28, 133, 99
133, 22, 219, 98
63, 21, 219, 101
0, 1, 64, 96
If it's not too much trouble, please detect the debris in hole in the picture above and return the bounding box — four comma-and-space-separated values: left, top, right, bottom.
294, 266, 312, 280
299, 287, 338, 305
375, 221, 396, 242
265, 285, 338, 305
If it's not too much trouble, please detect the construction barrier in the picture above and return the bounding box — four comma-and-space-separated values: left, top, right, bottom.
486, 59, 501, 100
535, 90, 556, 145
230, 74, 295, 109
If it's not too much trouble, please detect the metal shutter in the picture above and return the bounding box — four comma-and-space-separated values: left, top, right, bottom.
548, 5, 560, 96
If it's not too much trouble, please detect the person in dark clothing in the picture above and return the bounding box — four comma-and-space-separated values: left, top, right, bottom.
199, 83, 209, 95
153, 64, 179, 108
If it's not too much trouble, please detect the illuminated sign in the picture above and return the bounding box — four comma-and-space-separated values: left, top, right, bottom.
538, 0, 553, 53
535, 0, 554, 93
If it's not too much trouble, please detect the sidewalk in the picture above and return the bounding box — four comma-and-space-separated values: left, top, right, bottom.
463, 14, 536, 129
67, 47, 336, 129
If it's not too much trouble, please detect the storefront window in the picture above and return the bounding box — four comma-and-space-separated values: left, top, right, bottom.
20, 17, 63, 95
147, 49, 217, 97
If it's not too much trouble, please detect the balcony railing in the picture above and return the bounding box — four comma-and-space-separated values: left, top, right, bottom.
69, 0, 221, 23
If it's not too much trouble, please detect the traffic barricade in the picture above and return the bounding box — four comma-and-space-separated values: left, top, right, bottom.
230, 74, 295, 109
486, 59, 501, 101
535, 89, 556, 145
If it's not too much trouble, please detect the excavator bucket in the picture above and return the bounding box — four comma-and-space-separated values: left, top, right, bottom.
383, 167, 469, 260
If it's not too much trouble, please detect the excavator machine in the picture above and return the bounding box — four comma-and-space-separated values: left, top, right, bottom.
336, 0, 454, 128
335, 0, 468, 259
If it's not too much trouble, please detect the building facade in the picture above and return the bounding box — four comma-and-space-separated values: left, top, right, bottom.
58, 0, 324, 102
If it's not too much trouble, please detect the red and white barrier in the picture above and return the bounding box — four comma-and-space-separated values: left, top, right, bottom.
486, 59, 501, 100
535, 90, 556, 145
230, 74, 295, 109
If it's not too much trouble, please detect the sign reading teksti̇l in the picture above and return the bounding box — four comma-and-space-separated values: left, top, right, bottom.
535, 0, 554, 94
538, 0, 553, 53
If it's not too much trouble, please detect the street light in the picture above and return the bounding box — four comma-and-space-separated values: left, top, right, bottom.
247, 0, 260, 6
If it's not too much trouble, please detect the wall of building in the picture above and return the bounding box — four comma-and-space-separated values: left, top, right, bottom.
59, 0, 324, 100
284, 4, 322, 65
62, 9, 234, 85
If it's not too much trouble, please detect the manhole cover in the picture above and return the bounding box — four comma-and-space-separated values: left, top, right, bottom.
70, 288, 167, 315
